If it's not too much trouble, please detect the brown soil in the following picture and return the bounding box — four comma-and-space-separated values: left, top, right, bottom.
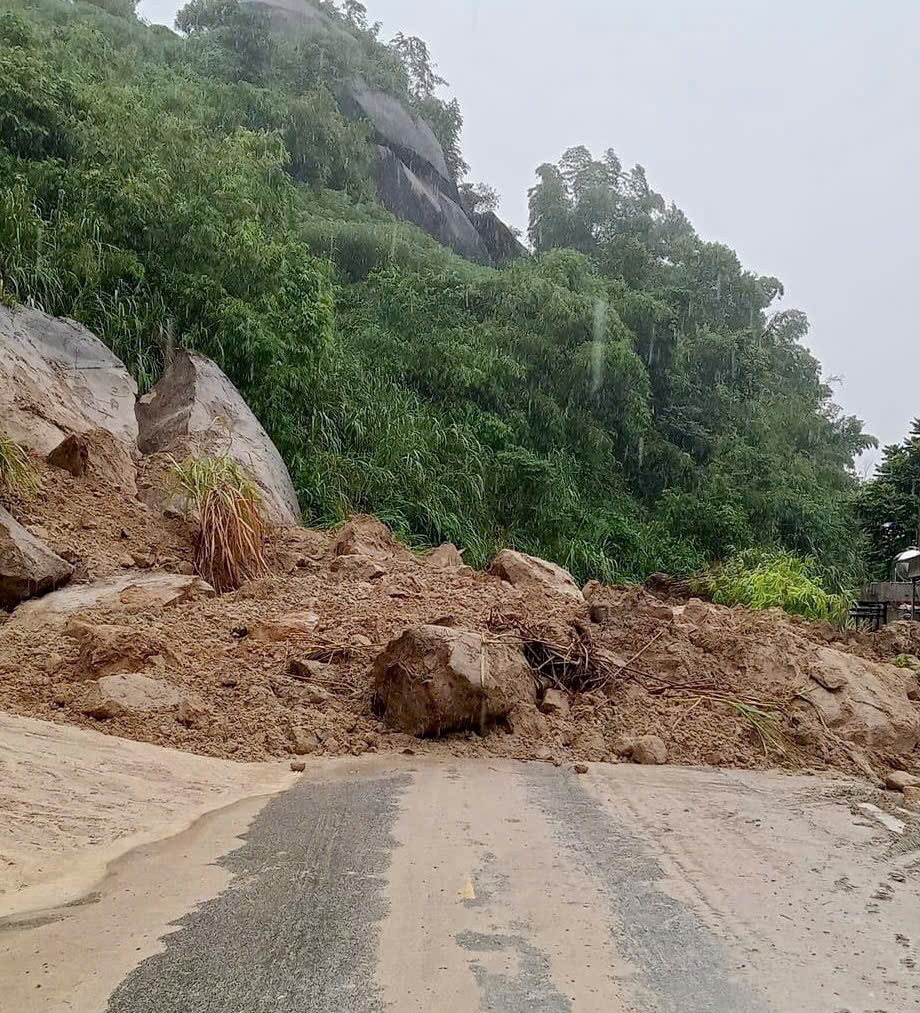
2, 457, 920, 777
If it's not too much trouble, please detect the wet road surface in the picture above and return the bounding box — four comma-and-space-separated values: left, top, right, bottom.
2, 759, 919, 1012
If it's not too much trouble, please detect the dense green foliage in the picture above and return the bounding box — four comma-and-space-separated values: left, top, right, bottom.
857, 420, 920, 577
700, 549, 850, 623
0, 0, 872, 585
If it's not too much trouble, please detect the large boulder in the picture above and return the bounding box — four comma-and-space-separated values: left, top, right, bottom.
0, 305, 138, 487
334, 515, 408, 560
136, 350, 300, 527
791, 647, 920, 753
371, 624, 536, 737
491, 550, 584, 602
8, 572, 214, 629
81, 673, 181, 719
0, 505, 73, 609
64, 621, 179, 678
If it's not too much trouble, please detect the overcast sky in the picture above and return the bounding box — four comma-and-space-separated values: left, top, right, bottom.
139, 0, 920, 471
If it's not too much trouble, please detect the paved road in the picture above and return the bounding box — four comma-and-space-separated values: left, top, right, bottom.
2, 758, 919, 1012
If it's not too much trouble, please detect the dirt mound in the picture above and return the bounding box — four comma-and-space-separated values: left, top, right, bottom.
1, 458, 919, 780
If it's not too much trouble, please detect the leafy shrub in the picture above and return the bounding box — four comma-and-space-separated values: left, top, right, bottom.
701, 550, 851, 624
168, 453, 268, 592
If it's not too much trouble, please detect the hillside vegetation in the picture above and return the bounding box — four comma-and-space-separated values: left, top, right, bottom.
0, 0, 873, 586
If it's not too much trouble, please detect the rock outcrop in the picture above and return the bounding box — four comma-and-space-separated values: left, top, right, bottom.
469, 211, 528, 267
372, 624, 535, 736
136, 350, 300, 527
0, 305, 138, 488
0, 505, 74, 609
368, 143, 491, 264
240, 0, 522, 266
8, 572, 214, 629
490, 549, 584, 602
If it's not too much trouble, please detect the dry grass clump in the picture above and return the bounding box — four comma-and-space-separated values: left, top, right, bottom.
0, 437, 38, 497
168, 453, 268, 592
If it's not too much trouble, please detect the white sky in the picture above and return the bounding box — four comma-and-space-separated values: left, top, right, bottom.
139, 0, 920, 471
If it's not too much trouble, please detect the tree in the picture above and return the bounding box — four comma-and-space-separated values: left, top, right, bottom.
460, 181, 500, 215
341, 1, 368, 30
175, 0, 273, 83
89, 0, 138, 16
858, 421, 920, 576
390, 32, 445, 99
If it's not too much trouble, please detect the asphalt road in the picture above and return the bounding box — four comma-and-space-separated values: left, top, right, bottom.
3, 758, 919, 1012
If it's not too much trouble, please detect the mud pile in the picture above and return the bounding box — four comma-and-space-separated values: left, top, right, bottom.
2, 459, 919, 780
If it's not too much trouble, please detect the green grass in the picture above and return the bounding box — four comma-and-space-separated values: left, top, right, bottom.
700, 549, 851, 624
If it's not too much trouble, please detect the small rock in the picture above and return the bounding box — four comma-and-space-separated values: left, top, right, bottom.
119, 554, 134, 568
249, 611, 320, 642
177, 561, 196, 576
290, 727, 321, 755
290, 760, 307, 772
0, 506, 74, 608
886, 770, 920, 792
903, 786, 920, 809
589, 604, 610, 624
540, 688, 570, 717
574, 763, 589, 774
329, 554, 386, 581
219, 673, 239, 688
131, 552, 154, 569
490, 549, 584, 602
177, 697, 208, 727
507, 704, 550, 738
288, 658, 334, 683
424, 543, 465, 569
47, 433, 90, 477
632, 735, 668, 765
334, 515, 406, 560
353, 634, 374, 648
612, 735, 636, 758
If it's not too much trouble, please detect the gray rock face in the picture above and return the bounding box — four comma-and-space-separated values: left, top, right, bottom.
0, 304, 138, 458
471, 211, 529, 267
241, 0, 522, 265
244, 0, 350, 37
371, 145, 491, 264
136, 350, 300, 527
0, 505, 73, 609
340, 82, 452, 186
